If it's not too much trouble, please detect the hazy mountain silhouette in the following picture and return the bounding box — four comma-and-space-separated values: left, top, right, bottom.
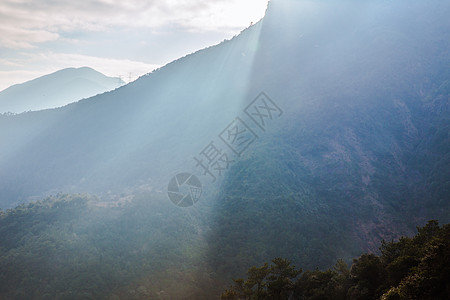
0, 67, 124, 113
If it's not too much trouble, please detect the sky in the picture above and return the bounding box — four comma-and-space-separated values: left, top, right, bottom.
0, 0, 270, 91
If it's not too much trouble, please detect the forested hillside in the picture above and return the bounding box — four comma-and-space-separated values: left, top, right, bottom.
0, 195, 448, 299
0, 0, 449, 299
221, 220, 450, 300
0, 194, 214, 299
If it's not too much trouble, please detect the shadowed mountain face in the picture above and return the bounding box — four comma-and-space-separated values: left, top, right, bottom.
0, 0, 449, 295
0, 67, 124, 113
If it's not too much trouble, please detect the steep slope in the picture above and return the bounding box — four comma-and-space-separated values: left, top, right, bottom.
0, 24, 265, 208
0, 67, 124, 113
0, 1, 448, 294
205, 0, 450, 277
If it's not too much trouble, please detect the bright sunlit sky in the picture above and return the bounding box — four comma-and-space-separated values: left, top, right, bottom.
0, 0, 270, 91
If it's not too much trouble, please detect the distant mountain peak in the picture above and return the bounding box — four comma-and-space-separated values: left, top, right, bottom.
0, 67, 125, 113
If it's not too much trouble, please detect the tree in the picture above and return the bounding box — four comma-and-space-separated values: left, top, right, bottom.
221, 221, 449, 300
267, 258, 302, 299
347, 254, 385, 300
220, 258, 301, 300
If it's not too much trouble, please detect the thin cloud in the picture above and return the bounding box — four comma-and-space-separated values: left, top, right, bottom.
0, 0, 268, 49
0, 26, 59, 49
0, 0, 269, 91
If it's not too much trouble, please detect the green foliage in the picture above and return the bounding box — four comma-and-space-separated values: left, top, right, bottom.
0, 193, 212, 299
221, 258, 301, 300
1, 195, 449, 300
387, 222, 450, 300
222, 221, 450, 300
347, 254, 385, 300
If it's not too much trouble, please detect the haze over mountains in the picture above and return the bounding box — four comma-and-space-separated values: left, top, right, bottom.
0, 0, 449, 298
0, 67, 124, 113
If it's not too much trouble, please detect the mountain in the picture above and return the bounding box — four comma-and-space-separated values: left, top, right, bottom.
0, 67, 124, 113
0, 0, 449, 298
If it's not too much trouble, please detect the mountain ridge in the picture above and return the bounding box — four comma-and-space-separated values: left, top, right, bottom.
0, 67, 124, 113
0, 2, 448, 294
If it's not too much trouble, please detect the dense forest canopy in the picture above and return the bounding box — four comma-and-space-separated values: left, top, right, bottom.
220, 220, 450, 300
